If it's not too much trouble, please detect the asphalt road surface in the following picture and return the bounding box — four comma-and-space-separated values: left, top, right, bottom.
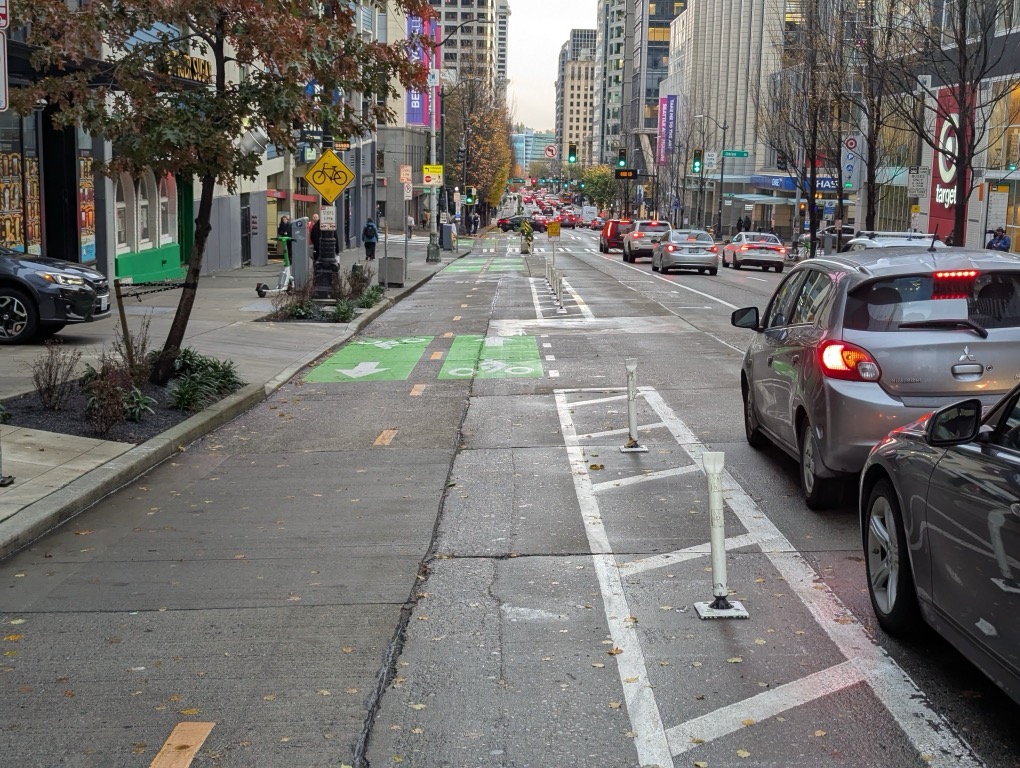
2, 224, 1016, 767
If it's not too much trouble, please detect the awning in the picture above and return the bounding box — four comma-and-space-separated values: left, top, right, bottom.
731, 194, 796, 205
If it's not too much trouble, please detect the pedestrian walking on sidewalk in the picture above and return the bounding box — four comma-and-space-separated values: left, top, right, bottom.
406, 214, 414, 240
362, 217, 379, 260
310, 213, 321, 261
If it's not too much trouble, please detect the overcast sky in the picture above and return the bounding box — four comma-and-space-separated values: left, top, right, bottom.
506, 0, 599, 131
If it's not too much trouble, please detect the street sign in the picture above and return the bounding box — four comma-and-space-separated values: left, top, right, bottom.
722, 150, 749, 158
907, 166, 930, 197
319, 205, 337, 231
544, 145, 557, 159
422, 164, 443, 187
399, 164, 412, 183
335, 139, 352, 151
304, 149, 355, 203
705, 151, 718, 170
547, 221, 561, 238
454, 191, 461, 207
841, 133, 863, 191
0, 1, 7, 30
403, 182, 413, 201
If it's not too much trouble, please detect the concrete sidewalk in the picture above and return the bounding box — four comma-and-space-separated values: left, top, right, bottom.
0, 234, 484, 559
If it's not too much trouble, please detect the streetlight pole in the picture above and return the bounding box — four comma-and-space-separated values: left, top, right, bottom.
696, 114, 728, 238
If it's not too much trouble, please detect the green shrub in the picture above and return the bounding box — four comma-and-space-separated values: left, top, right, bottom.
122, 387, 156, 422
0, 402, 10, 424
355, 292, 376, 309
167, 373, 217, 413
202, 359, 245, 395
86, 377, 126, 435
330, 299, 356, 323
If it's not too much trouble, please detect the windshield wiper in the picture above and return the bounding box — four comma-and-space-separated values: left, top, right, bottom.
898, 318, 989, 338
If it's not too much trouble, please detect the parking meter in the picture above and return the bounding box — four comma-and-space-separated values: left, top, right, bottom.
291, 217, 311, 286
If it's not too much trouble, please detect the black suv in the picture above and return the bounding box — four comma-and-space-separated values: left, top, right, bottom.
0, 247, 111, 344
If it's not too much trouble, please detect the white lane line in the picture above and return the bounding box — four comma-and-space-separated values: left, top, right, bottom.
528, 277, 546, 320
545, 355, 556, 361
554, 392, 674, 768
665, 661, 866, 755
566, 393, 628, 407
639, 388, 981, 766
744, 276, 768, 282
620, 533, 772, 576
591, 464, 700, 493
549, 370, 560, 378
578, 422, 667, 440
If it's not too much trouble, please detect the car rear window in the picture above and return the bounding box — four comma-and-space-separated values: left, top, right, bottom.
641, 223, 671, 233
843, 272, 1020, 332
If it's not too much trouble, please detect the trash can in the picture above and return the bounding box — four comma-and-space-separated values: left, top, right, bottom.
378, 256, 405, 287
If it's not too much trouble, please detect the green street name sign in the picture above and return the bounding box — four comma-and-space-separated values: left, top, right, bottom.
722, 150, 749, 158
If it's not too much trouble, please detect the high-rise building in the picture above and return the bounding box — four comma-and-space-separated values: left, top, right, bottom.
428, 0, 502, 91
629, 1, 684, 171
592, 0, 632, 166
494, 0, 511, 93
555, 30, 597, 169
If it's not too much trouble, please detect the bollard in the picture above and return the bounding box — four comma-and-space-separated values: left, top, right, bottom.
556, 273, 567, 314
0, 432, 14, 487
620, 358, 649, 453
694, 452, 749, 619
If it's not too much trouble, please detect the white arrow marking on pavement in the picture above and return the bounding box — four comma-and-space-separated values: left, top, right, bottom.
337, 361, 389, 378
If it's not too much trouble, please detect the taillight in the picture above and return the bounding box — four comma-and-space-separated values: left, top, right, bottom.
819, 341, 881, 382
666, 245, 675, 252
633, 232, 644, 238
933, 270, 978, 299
709, 245, 718, 253
778, 247, 787, 254
740, 244, 750, 251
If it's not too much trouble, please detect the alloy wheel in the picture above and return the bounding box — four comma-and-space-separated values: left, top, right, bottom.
0, 295, 29, 339
867, 496, 899, 615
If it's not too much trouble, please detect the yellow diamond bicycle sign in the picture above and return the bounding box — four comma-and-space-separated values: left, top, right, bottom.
304, 149, 356, 203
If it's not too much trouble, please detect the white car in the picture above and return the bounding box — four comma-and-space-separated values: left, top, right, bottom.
722, 232, 788, 271
841, 231, 947, 252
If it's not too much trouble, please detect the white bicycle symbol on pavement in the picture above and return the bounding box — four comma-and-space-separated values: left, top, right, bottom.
446, 359, 537, 377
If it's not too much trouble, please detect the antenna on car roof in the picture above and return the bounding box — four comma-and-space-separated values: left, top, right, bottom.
929, 226, 939, 253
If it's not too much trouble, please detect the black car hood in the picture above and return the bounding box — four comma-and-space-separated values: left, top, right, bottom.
4, 253, 106, 281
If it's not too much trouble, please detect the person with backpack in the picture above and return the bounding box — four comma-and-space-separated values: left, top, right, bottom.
362, 217, 379, 260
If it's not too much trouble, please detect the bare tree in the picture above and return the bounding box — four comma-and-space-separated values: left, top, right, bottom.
884, 0, 1020, 241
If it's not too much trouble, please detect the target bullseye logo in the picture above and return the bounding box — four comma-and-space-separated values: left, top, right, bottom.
938, 113, 959, 185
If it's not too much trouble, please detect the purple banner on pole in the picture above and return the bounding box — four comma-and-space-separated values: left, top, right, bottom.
656, 97, 669, 166
405, 16, 431, 126
665, 95, 678, 157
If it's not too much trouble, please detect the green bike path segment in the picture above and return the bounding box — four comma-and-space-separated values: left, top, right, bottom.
438, 335, 544, 379
304, 337, 433, 382
444, 256, 526, 274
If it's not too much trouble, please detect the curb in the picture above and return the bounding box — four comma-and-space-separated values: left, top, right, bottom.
0, 249, 470, 561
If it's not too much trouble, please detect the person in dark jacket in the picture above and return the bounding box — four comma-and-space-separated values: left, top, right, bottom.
309, 213, 321, 260
362, 217, 379, 260
277, 215, 292, 261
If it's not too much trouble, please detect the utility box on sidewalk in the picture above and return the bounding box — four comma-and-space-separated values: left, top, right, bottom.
378, 256, 405, 287
441, 223, 455, 251
291, 217, 311, 287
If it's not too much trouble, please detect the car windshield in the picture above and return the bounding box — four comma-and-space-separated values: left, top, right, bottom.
843, 272, 1020, 332
745, 234, 781, 244
671, 231, 714, 244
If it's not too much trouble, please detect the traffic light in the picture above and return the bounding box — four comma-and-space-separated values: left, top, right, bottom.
692, 149, 703, 174
465, 187, 475, 204
618, 148, 627, 167
579, 181, 585, 189
568, 142, 577, 164
457, 146, 465, 163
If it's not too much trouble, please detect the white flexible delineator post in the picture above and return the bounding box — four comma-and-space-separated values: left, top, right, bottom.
696, 451, 749, 619
620, 358, 648, 453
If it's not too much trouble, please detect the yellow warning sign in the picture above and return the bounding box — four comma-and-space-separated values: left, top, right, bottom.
304, 149, 356, 203
546, 221, 561, 238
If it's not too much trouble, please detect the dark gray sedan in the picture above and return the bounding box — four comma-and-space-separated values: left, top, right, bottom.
859, 385, 1020, 704
651, 229, 719, 275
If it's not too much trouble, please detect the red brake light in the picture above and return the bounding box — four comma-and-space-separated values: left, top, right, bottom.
778, 247, 787, 254
933, 270, 978, 300
709, 245, 718, 253
666, 244, 675, 252
740, 244, 750, 251
819, 341, 881, 382
633, 232, 645, 238
650, 221, 661, 226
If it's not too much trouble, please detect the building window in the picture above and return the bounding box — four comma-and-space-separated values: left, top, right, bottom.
116, 178, 127, 248
138, 178, 150, 243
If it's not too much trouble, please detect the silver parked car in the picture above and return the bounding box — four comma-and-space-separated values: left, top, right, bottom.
722, 232, 788, 271
859, 386, 1020, 704
651, 229, 719, 275
731, 246, 1020, 509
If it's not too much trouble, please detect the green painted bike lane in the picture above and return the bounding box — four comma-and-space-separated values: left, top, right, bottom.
444, 256, 526, 274
304, 337, 433, 382
438, 335, 544, 379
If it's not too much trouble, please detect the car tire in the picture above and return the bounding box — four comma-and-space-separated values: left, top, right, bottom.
708, 268, 718, 276
0, 287, 39, 345
652, 259, 659, 272
742, 378, 768, 449
733, 257, 742, 270
775, 265, 784, 273
799, 420, 842, 510
723, 253, 730, 268
865, 479, 923, 636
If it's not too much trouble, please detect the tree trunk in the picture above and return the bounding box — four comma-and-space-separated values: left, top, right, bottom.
149, 173, 216, 385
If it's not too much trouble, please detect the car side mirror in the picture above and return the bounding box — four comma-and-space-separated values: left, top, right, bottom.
724, 239, 731, 245
731, 306, 760, 330
926, 398, 982, 446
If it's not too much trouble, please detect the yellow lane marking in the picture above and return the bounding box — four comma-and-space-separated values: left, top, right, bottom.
374, 429, 398, 446
453, 315, 461, 321
410, 384, 426, 397
460, 304, 469, 308
443, 332, 454, 337
430, 352, 443, 360
150, 722, 215, 768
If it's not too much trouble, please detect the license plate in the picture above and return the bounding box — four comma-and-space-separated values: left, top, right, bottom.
100, 297, 109, 312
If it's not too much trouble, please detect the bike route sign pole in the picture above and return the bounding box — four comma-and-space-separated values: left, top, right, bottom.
304, 148, 356, 265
